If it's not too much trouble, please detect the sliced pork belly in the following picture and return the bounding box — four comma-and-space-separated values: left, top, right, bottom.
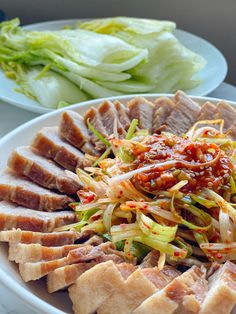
113, 100, 131, 131
32, 127, 90, 171
200, 261, 236, 314
0, 229, 77, 246
69, 261, 126, 314
47, 258, 132, 293
0, 201, 75, 232
197, 102, 217, 121
8, 146, 81, 194
152, 97, 175, 133
59, 110, 99, 156
8, 235, 102, 263
134, 265, 207, 314
165, 91, 201, 135
127, 97, 154, 132
0, 169, 72, 211
19, 242, 123, 281
214, 101, 236, 130
47, 261, 97, 293
98, 265, 180, 314
98, 100, 126, 137
84, 107, 108, 152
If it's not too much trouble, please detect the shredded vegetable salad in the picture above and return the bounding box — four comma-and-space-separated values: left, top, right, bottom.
57, 118, 236, 266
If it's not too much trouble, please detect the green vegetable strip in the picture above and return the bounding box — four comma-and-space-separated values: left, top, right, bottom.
87, 119, 111, 147
126, 119, 139, 140
93, 147, 112, 166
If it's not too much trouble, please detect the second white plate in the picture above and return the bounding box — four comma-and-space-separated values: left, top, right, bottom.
0, 19, 228, 114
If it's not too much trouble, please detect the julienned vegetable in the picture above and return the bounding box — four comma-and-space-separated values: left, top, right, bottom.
0, 17, 206, 108
56, 118, 236, 265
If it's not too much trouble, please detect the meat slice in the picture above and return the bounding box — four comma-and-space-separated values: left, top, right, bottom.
113, 100, 131, 131
60, 110, 91, 148
84, 107, 108, 152
0, 229, 77, 246
19, 242, 124, 281
32, 127, 90, 171
47, 258, 133, 293
152, 97, 175, 133
98, 265, 180, 314
165, 91, 201, 135
139, 250, 160, 269
47, 261, 97, 293
0, 201, 75, 232
8, 236, 102, 263
8, 146, 81, 194
200, 261, 236, 314
214, 101, 236, 130
127, 97, 154, 132
98, 100, 126, 137
198, 102, 217, 121
69, 261, 125, 314
134, 266, 207, 314
0, 169, 72, 211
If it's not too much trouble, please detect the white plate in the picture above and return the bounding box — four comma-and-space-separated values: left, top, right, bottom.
0, 19, 228, 114
0, 93, 235, 314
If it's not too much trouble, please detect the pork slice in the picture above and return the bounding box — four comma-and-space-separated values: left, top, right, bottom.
165, 91, 201, 135
198, 102, 217, 121
0, 201, 75, 232
32, 127, 90, 171
8, 235, 102, 263
200, 261, 236, 314
152, 97, 176, 133
80, 141, 100, 156
47, 256, 130, 293
18, 242, 118, 281
134, 265, 207, 314
127, 97, 154, 132
98, 265, 180, 314
98, 100, 126, 137
139, 250, 160, 268
0, 229, 77, 246
47, 261, 97, 293
8, 146, 81, 194
214, 101, 236, 130
84, 107, 108, 152
113, 100, 131, 131
60, 110, 91, 148
0, 169, 73, 211
69, 261, 125, 314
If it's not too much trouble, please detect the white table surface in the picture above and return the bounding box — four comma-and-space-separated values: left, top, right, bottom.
1, 82, 236, 314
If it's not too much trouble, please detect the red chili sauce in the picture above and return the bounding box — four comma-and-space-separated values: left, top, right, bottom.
132, 134, 233, 193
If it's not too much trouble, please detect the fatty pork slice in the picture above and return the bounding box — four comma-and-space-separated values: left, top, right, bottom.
60, 110, 99, 156
197, 102, 217, 121
152, 97, 176, 133
0, 228, 77, 246
69, 261, 128, 314
214, 101, 236, 130
165, 90, 201, 135
98, 100, 126, 138
0, 169, 73, 211
84, 107, 108, 152
19, 242, 123, 281
47, 259, 133, 293
127, 97, 154, 133
8, 235, 102, 263
0, 201, 75, 232
98, 265, 180, 314
113, 100, 131, 131
200, 261, 236, 314
134, 265, 207, 314
32, 127, 90, 171
8, 146, 81, 194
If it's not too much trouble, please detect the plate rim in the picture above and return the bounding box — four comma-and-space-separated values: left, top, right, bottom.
0, 93, 235, 313
0, 18, 228, 114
